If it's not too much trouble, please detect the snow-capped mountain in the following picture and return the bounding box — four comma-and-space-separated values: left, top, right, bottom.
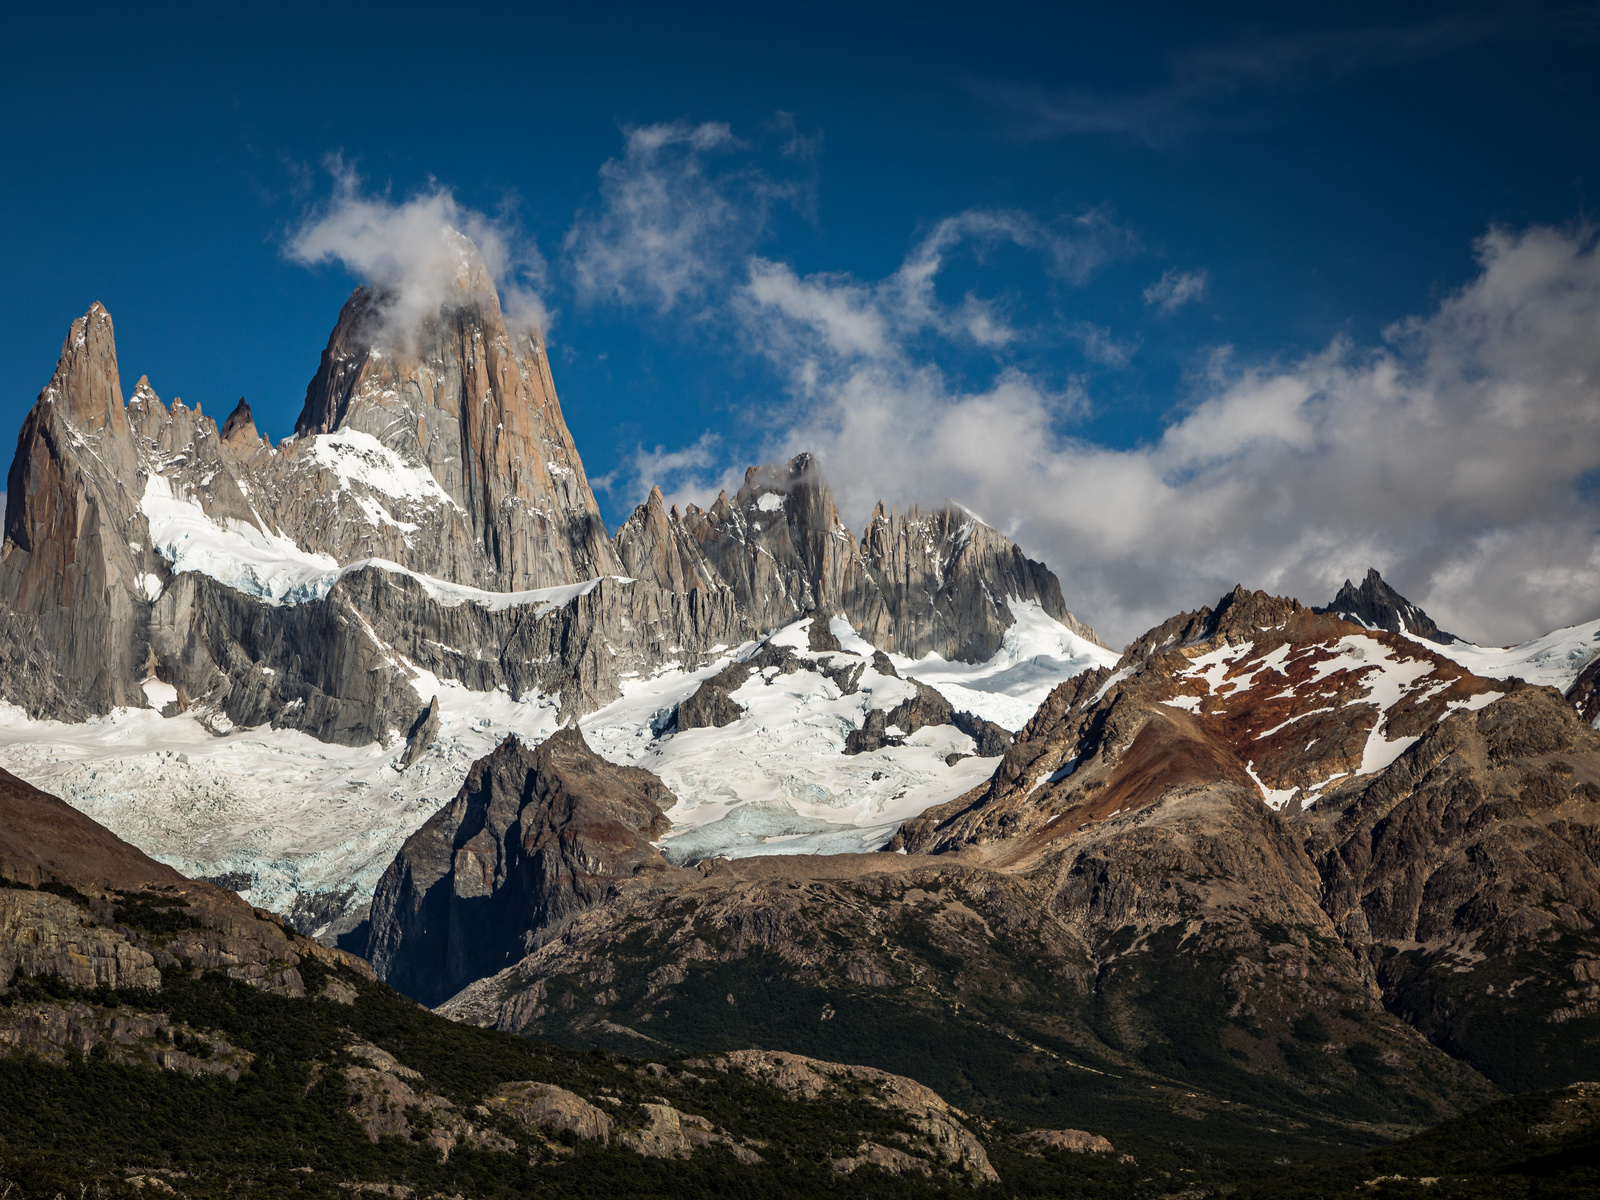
0, 235, 1108, 931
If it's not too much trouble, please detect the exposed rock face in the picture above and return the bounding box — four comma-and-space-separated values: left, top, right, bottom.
852, 501, 1096, 661
1302, 686, 1600, 1089
0, 295, 1094, 751
1, 304, 151, 714
343, 1040, 515, 1159
295, 249, 620, 591
487, 1080, 614, 1142
1317, 567, 1457, 644
1016, 1128, 1115, 1154
0, 999, 251, 1077
400, 695, 441, 768
1566, 653, 1600, 725
697, 1049, 994, 1181
364, 729, 679, 1006
615, 453, 1104, 662
0, 888, 160, 991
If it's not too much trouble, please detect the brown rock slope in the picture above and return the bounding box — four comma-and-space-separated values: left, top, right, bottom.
0, 766, 357, 998
415, 587, 1600, 1148
1, 772, 1011, 1193
0, 765, 366, 1072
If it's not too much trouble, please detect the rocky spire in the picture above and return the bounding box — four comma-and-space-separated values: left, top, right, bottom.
1, 304, 150, 713
295, 234, 620, 590
613, 485, 716, 594
613, 452, 1105, 661
219, 397, 258, 444
1316, 568, 1456, 645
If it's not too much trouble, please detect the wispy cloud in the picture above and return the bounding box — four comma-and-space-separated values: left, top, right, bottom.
758, 222, 1600, 645
977, 19, 1493, 145
734, 208, 1134, 375
1143, 268, 1208, 312
285, 158, 550, 343
563, 121, 811, 313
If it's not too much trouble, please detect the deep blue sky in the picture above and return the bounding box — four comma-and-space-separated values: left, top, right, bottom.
4, 0, 1599, 638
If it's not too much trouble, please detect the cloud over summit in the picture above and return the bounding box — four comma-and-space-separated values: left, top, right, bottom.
283, 130, 1600, 650
285, 162, 550, 345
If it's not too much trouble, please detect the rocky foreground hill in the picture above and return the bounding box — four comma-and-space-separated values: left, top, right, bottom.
352, 587, 1600, 1156
3, 749, 1599, 1199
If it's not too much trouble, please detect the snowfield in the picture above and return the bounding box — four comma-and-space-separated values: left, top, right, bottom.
1418, 619, 1600, 695
0, 601, 1109, 934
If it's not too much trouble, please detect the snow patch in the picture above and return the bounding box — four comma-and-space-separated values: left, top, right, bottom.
140, 473, 342, 604
1422, 618, 1600, 693
903, 599, 1119, 729
308, 427, 460, 510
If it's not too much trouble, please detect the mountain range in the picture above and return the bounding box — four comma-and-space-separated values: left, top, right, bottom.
3, 237, 1600, 1197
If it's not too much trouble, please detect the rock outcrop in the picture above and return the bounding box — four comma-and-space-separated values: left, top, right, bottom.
1316, 567, 1457, 644
615, 453, 1104, 663
1302, 686, 1600, 1090
364, 729, 679, 1006
295, 241, 620, 591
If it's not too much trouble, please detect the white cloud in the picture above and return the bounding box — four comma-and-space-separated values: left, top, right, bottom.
285, 160, 550, 345
1071, 320, 1137, 366
734, 222, 1600, 647
1143, 267, 1208, 311
563, 121, 804, 312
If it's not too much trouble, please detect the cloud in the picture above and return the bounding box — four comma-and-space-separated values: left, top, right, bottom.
563, 121, 809, 313
1071, 321, 1137, 366
1143, 268, 1208, 311
285, 159, 550, 344
729, 220, 1600, 647
977, 19, 1492, 145
733, 208, 1133, 376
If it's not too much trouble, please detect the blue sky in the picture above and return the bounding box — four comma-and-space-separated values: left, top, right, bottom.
4, 1, 1600, 643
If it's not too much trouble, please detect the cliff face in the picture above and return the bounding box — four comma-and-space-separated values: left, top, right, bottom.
615, 452, 1103, 662
365, 729, 679, 1006
1, 304, 155, 714
295, 243, 619, 590
404, 588, 1600, 1142
1303, 686, 1600, 1090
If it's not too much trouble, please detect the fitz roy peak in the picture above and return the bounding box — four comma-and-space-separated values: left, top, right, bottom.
0, 233, 1097, 748
294, 236, 620, 590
